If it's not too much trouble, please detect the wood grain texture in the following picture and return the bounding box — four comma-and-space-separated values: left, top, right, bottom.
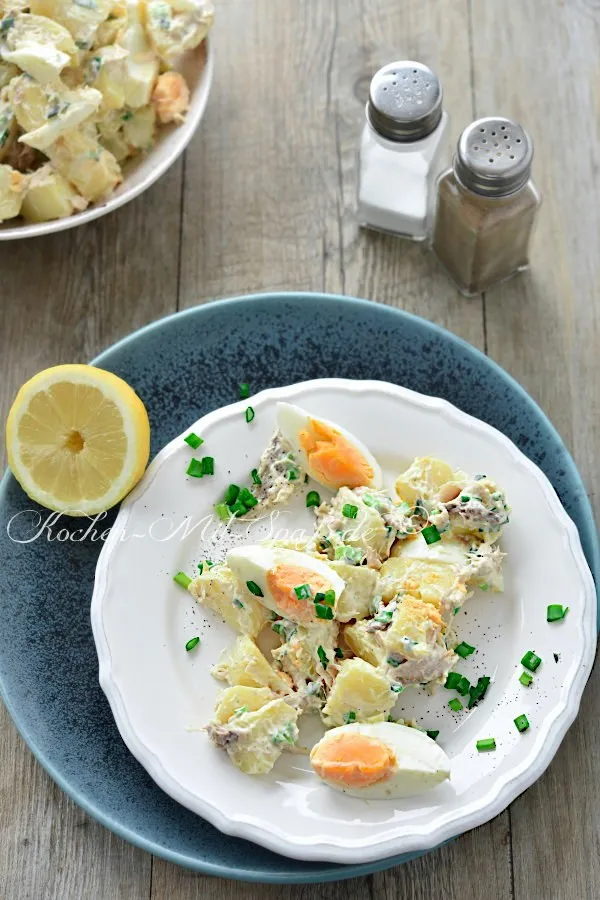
471, 2, 600, 898
0, 0, 598, 897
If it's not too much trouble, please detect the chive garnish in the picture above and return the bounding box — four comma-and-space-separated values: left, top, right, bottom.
317, 645, 328, 668
476, 738, 496, 752
294, 583, 312, 600
426, 730, 440, 740
448, 698, 463, 712
205, 560, 213, 568
514, 714, 529, 733
467, 676, 491, 708
342, 503, 358, 519
391, 683, 404, 693
232, 598, 244, 608
306, 490, 321, 508
547, 604, 568, 622
174, 571, 192, 589
334, 647, 344, 659
444, 672, 462, 690
315, 604, 334, 620
186, 458, 203, 478
479, 582, 489, 591
239, 382, 250, 399
519, 671, 533, 687
185, 636, 200, 651
387, 656, 401, 668
455, 641, 476, 658
233, 705, 248, 716
215, 503, 231, 522
224, 484, 240, 505
246, 580, 263, 597
455, 676, 471, 696
421, 524, 441, 545
286, 468, 299, 481
238, 487, 258, 508
197, 562, 203, 573
245, 406, 255, 423
251, 468, 262, 485
521, 650, 542, 672
229, 500, 247, 517
184, 432, 203, 449
343, 711, 356, 724
201, 456, 214, 475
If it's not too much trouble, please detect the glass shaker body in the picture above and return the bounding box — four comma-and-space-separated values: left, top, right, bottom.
357, 111, 450, 241
431, 117, 541, 295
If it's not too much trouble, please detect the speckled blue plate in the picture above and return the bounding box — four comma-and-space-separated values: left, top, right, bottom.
0, 293, 598, 884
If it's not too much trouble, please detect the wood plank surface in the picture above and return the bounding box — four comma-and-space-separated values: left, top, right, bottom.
0, 0, 598, 898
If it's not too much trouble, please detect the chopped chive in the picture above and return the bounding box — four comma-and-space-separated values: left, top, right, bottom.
387, 656, 401, 668
233, 705, 248, 716
215, 503, 231, 522
246, 580, 263, 597
421, 524, 441, 545
317, 645, 328, 668
231, 599, 243, 609
238, 487, 258, 509
521, 650, 542, 672
342, 503, 358, 519
426, 730, 440, 740
391, 683, 404, 693
229, 500, 247, 517
251, 468, 262, 485
239, 382, 250, 399
224, 484, 240, 505
519, 671, 533, 687
186, 458, 204, 478
444, 671, 462, 690
306, 490, 321, 508
286, 468, 299, 481
479, 582, 489, 591
201, 456, 214, 475
205, 560, 214, 568
448, 698, 463, 712
315, 603, 334, 620
197, 562, 203, 573
343, 711, 356, 724
334, 646, 344, 659
185, 636, 200, 651
547, 604, 568, 622
514, 714, 529, 733
461, 495, 470, 503
476, 737, 496, 752
454, 606, 461, 615
455, 676, 471, 696
245, 406, 255, 423
294, 583, 312, 600
184, 432, 203, 449
467, 676, 491, 708
475, 473, 487, 481
173, 571, 192, 589
455, 641, 476, 658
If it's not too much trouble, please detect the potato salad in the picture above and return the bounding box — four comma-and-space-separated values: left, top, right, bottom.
187, 403, 510, 798
0, 0, 213, 223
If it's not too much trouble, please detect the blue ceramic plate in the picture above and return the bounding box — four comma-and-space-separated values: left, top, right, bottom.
0, 293, 598, 884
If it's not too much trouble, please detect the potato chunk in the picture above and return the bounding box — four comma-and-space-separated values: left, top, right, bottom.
342, 620, 386, 667
321, 657, 395, 728
212, 685, 275, 724
21, 163, 87, 221
328, 560, 377, 621
207, 698, 299, 775
212, 635, 291, 694
189, 564, 269, 638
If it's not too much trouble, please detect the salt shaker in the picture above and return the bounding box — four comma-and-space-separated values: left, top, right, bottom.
431, 117, 541, 295
356, 61, 450, 241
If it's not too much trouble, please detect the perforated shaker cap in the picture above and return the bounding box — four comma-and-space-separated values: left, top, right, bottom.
367, 61, 443, 142
454, 117, 533, 196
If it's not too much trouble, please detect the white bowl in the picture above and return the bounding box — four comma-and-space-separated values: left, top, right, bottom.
91, 378, 596, 863
0, 40, 213, 241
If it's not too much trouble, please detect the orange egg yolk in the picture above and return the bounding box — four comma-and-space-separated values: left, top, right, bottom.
311, 733, 396, 788
299, 418, 374, 489
266, 564, 333, 622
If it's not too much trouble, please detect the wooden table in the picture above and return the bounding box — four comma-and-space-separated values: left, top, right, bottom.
1, 1, 598, 897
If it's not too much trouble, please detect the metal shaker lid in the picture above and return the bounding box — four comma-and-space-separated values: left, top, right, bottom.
454, 117, 533, 196
367, 61, 443, 142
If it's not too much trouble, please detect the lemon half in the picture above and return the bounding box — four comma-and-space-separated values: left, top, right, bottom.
6, 364, 151, 516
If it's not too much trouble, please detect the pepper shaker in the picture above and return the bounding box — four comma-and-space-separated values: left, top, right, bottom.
356, 61, 450, 241
431, 117, 541, 295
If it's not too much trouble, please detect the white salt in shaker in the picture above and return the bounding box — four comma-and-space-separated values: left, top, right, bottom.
357, 61, 449, 241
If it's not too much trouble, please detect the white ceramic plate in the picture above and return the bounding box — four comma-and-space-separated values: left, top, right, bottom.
0, 41, 213, 240
91, 379, 596, 863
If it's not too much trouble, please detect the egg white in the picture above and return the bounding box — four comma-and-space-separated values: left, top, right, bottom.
276, 402, 383, 490
227, 545, 346, 621
310, 721, 450, 799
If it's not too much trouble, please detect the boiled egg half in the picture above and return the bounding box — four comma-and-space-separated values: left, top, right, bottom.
310, 722, 450, 799
277, 402, 382, 491
227, 545, 345, 624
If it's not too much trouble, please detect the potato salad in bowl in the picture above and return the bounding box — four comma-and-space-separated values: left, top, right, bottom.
187, 401, 511, 800
0, 0, 213, 231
